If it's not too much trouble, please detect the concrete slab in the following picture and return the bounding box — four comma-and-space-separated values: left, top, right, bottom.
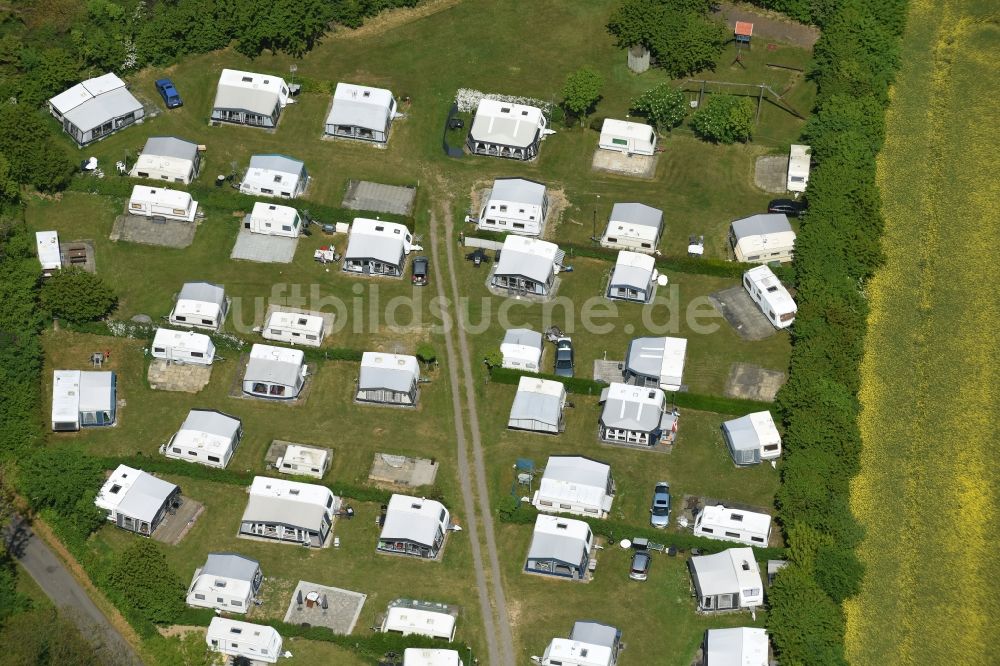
591, 149, 659, 178
342, 180, 416, 216
754, 155, 789, 194
368, 453, 439, 487
110, 214, 197, 248
592, 359, 625, 384
152, 497, 203, 546
230, 229, 299, 263
709, 286, 777, 341
264, 440, 333, 473
60, 240, 96, 273
724, 363, 786, 402
283, 581, 367, 634
147, 359, 213, 393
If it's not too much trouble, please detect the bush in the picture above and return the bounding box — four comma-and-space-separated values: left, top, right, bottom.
40, 268, 117, 323
588, 116, 607, 132
631, 84, 688, 132
690, 94, 755, 144
561, 67, 604, 121
18, 449, 106, 538
107, 540, 186, 626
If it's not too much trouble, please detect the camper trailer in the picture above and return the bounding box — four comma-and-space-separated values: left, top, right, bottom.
244, 202, 301, 238
599, 119, 657, 156
743, 265, 796, 329
787, 144, 811, 193
128, 186, 198, 222
276, 444, 331, 479
151, 328, 216, 365
261, 311, 325, 347
242, 344, 307, 399
51, 370, 116, 431
693, 504, 772, 547
206, 618, 282, 664
169, 282, 228, 331
35, 231, 62, 275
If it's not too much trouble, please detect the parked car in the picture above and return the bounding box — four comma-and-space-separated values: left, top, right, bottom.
649, 482, 671, 528
155, 79, 182, 108
767, 198, 807, 217
629, 550, 651, 581
411, 256, 429, 286
553, 337, 574, 378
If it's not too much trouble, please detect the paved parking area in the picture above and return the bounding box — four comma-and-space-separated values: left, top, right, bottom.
147, 359, 212, 393
110, 214, 197, 248
754, 155, 789, 193
709, 286, 777, 340
231, 229, 299, 263
368, 453, 439, 487
283, 581, 366, 634
724, 362, 786, 402
342, 180, 416, 216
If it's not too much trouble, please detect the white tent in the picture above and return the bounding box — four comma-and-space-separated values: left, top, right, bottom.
212, 69, 291, 128
151, 328, 215, 365
704, 627, 769, 666
342, 218, 415, 277
600, 202, 664, 253
694, 504, 772, 547
467, 98, 547, 160
500, 328, 543, 372
508, 377, 566, 433
35, 231, 62, 274
599, 119, 657, 156
170, 282, 228, 331
128, 185, 198, 222
490, 235, 561, 297
624, 336, 687, 391
187, 553, 262, 614
532, 456, 615, 518
689, 548, 764, 612
606, 251, 657, 303
51, 370, 116, 431
239, 154, 307, 199
377, 494, 450, 559
744, 265, 796, 329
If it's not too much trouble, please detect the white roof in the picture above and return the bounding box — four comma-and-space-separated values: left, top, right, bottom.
242, 476, 334, 531
608, 202, 663, 233
544, 638, 613, 666
382, 605, 456, 640
214, 69, 287, 114
190, 553, 259, 603
527, 514, 591, 563
282, 444, 330, 468
601, 118, 653, 140
245, 344, 304, 387
691, 548, 763, 601
138, 136, 199, 161
788, 144, 811, 182
599, 382, 666, 431
489, 178, 547, 207
359, 352, 420, 392
265, 311, 324, 335
705, 627, 769, 666
95, 465, 177, 523
609, 251, 656, 290
175, 282, 226, 320
731, 215, 796, 257
723, 411, 781, 452
207, 617, 282, 654
153, 328, 213, 354
537, 456, 612, 512
625, 336, 687, 390
344, 218, 412, 265
697, 505, 772, 536
36, 231, 61, 270
172, 410, 241, 456
403, 648, 462, 666
501, 328, 543, 363
50, 73, 127, 114
327, 82, 395, 131
50, 74, 141, 133
470, 98, 545, 148
380, 494, 449, 547
78, 371, 115, 412
250, 202, 299, 225
494, 235, 559, 283
510, 376, 566, 427
51, 370, 81, 424
130, 185, 194, 209
745, 265, 797, 315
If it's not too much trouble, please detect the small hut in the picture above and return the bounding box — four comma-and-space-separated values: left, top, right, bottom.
627, 45, 650, 74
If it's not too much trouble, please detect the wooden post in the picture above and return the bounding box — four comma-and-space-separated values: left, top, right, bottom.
756, 84, 764, 124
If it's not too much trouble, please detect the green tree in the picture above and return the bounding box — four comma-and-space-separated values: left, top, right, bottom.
562, 66, 604, 123
17, 449, 106, 536
40, 268, 117, 323
631, 84, 688, 131
108, 540, 185, 625
0, 106, 74, 192
690, 94, 755, 143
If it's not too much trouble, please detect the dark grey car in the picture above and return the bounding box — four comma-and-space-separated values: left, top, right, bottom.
650, 482, 671, 528
554, 337, 574, 377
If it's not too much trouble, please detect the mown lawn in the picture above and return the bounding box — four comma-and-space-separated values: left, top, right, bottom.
845, 0, 999, 663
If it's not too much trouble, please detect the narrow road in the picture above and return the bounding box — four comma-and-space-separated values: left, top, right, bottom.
428, 207, 514, 666
16, 522, 143, 665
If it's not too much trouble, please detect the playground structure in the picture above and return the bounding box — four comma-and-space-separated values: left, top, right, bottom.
683, 78, 806, 122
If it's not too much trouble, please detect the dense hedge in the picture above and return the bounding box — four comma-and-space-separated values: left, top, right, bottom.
488, 367, 773, 416
758, 0, 908, 663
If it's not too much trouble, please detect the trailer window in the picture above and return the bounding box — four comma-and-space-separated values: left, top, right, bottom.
612, 138, 628, 146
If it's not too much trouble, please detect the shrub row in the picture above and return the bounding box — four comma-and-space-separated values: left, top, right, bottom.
755, 0, 909, 663
488, 367, 772, 416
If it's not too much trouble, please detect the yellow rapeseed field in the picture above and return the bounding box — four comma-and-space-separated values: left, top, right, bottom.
846, 0, 999, 663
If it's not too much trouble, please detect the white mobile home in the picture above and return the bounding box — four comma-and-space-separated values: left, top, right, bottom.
242, 344, 306, 400
211, 69, 291, 128
532, 456, 615, 519
467, 99, 547, 161
343, 218, 415, 277
151, 328, 215, 365
164, 409, 242, 469
598, 382, 675, 447
276, 444, 331, 479
325, 82, 397, 143
244, 202, 302, 237
51, 370, 116, 431
541, 622, 622, 666
206, 617, 282, 664
95, 465, 180, 536
787, 144, 811, 193
525, 514, 593, 580
606, 251, 657, 303
403, 648, 464, 666
357, 352, 420, 406
48, 73, 144, 146
623, 336, 687, 391
187, 553, 262, 614
381, 599, 457, 641
694, 504, 772, 547
508, 377, 566, 433
240, 154, 308, 199
689, 548, 764, 613
129, 136, 201, 184
169, 282, 228, 331
500, 328, 543, 372
599, 118, 656, 156
722, 411, 782, 465
600, 202, 664, 253
128, 185, 198, 222
262, 311, 325, 347
477, 178, 549, 236
491, 235, 561, 297
239, 476, 339, 547
729, 214, 796, 264
743, 265, 796, 329
35, 231, 61, 275
704, 627, 769, 666
377, 494, 451, 559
